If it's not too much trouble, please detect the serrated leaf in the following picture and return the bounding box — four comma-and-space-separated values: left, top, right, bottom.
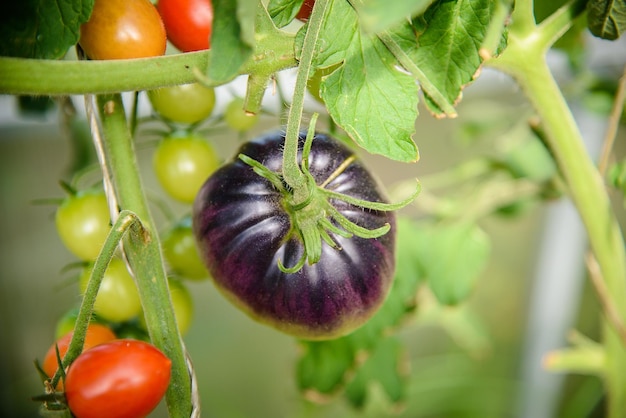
420, 222, 490, 305
392, 0, 496, 115
268, 0, 305, 27
208, 0, 258, 83
345, 337, 408, 408
587, 0, 626, 40
312, 0, 419, 162
350, 0, 435, 34
296, 217, 425, 400
0, 0, 93, 59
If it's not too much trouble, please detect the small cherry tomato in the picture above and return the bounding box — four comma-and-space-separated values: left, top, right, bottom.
148, 83, 216, 124
43, 323, 117, 389
153, 133, 220, 203
140, 278, 193, 335
224, 97, 259, 132
55, 308, 106, 340
163, 216, 210, 280
157, 0, 213, 52
296, 0, 315, 21
55, 190, 111, 261
79, 0, 167, 60
64, 339, 171, 418
79, 258, 142, 323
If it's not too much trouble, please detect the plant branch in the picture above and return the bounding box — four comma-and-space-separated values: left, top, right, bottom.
96, 94, 192, 418
0, 23, 297, 96
487, 4, 626, 415
598, 64, 626, 175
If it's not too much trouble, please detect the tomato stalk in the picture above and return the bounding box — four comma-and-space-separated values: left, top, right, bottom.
281, 0, 330, 201
49, 210, 139, 389
487, 0, 626, 415
94, 94, 193, 418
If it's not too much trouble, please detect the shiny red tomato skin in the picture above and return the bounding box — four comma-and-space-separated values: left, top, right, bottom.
64, 340, 171, 418
79, 0, 166, 60
158, 0, 213, 52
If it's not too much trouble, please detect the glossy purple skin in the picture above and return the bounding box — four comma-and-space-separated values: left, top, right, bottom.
192, 132, 396, 340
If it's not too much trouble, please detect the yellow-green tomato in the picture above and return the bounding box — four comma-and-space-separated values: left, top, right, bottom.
163, 216, 210, 280
224, 98, 259, 132
168, 278, 194, 335
140, 278, 193, 335
148, 83, 216, 124
152, 134, 220, 203
80, 258, 142, 322
55, 191, 111, 261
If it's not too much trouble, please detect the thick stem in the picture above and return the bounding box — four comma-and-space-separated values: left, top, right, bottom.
281, 0, 330, 201
488, 2, 626, 414
96, 94, 192, 418
0, 22, 296, 96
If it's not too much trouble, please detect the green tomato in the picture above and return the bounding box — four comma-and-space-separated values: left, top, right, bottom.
54, 307, 106, 339
139, 278, 193, 335
224, 97, 259, 132
80, 258, 142, 322
162, 216, 210, 280
153, 133, 220, 203
55, 190, 111, 261
148, 82, 216, 124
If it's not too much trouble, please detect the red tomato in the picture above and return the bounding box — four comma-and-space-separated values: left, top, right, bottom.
65, 340, 171, 418
43, 324, 117, 390
79, 0, 167, 60
157, 0, 213, 52
296, 0, 316, 21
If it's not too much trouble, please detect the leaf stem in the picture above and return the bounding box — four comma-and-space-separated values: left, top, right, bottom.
95, 94, 192, 418
282, 0, 330, 201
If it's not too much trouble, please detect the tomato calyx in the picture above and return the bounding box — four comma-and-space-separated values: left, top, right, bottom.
238, 128, 419, 274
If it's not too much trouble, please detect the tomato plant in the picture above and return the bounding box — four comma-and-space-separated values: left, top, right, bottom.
147, 82, 216, 124
157, 0, 213, 52
153, 133, 220, 203
64, 339, 171, 418
3, 0, 626, 417
42, 324, 117, 389
79, 258, 142, 323
79, 0, 166, 60
55, 189, 111, 261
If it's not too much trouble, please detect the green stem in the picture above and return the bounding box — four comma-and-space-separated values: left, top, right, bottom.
96, 94, 192, 418
0, 22, 297, 96
282, 0, 330, 201
488, 1, 626, 415
50, 211, 139, 388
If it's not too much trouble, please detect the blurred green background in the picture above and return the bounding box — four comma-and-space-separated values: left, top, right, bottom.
1, 39, 624, 417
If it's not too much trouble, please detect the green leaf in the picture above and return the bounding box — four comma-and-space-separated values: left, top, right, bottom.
268, 0, 305, 27
313, 0, 419, 162
420, 222, 490, 305
345, 337, 408, 408
587, 0, 626, 40
207, 0, 258, 83
296, 217, 425, 402
392, 0, 497, 115
349, 0, 435, 34
0, 0, 94, 59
